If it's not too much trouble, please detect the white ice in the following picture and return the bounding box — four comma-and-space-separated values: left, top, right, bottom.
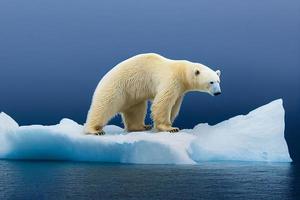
0, 99, 291, 164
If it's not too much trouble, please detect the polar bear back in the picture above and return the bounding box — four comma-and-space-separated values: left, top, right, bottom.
94, 53, 184, 102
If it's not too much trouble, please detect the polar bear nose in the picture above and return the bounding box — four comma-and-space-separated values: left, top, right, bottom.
214, 92, 221, 96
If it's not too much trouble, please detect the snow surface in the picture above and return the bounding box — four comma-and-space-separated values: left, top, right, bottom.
0, 99, 291, 164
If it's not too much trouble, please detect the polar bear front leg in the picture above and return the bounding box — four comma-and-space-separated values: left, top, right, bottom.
152, 88, 180, 133
170, 95, 183, 123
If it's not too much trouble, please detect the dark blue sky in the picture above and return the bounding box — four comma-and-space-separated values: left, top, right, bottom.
0, 0, 299, 161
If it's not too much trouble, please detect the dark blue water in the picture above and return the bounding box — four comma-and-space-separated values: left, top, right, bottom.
0, 160, 299, 200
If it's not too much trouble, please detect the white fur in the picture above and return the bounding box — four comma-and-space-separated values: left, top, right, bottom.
84, 53, 221, 134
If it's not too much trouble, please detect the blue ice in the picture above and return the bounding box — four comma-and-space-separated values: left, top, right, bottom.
0, 99, 291, 164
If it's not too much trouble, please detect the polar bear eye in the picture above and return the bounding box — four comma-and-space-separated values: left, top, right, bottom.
210, 81, 214, 84
195, 70, 200, 75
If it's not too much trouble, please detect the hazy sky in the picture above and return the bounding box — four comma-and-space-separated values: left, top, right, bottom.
0, 0, 299, 161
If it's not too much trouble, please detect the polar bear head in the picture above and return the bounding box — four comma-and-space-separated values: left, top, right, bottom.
188, 64, 221, 96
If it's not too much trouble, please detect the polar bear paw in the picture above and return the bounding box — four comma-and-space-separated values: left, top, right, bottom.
127, 125, 152, 132
94, 130, 106, 135
156, 124, 180, 133
169, 128, 180, 133
84, 125, 105, 136
86, 130, 105, 136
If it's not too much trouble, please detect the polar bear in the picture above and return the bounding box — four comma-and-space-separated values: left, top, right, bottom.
84, 53, 221, 135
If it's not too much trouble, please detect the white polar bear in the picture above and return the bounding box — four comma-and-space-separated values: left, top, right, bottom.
84, 53, 221, 135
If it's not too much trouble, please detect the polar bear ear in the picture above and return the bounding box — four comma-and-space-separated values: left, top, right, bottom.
216, 70, 221, 77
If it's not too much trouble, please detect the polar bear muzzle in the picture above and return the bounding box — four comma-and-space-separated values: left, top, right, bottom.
209, 82, 221, 96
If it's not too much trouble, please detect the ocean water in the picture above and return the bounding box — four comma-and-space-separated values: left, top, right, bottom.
0, 160, 299, 200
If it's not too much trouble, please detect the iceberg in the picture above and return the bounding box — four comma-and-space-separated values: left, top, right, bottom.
0, 99, 291, 164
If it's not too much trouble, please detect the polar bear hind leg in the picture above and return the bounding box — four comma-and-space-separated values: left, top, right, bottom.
85, 96, 123, 135
122, 101, 152, 132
